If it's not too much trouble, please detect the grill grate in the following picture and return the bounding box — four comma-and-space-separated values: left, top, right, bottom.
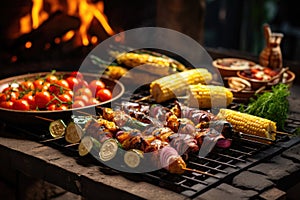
6, 87, 300, 199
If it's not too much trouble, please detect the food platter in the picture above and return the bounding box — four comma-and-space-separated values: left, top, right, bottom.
212, 57, 257, 77
0, 72, 125, 126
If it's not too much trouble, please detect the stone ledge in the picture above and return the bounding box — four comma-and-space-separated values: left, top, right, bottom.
248, 155, 300, 181
259, 187, 286, 200
232, 171, 274, 192
282, 143, 300, 162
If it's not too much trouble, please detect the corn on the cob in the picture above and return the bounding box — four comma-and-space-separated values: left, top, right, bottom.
114, 52, 187, 75
217, 109, 276, 141
187, 84, 233, 108
150, 68, 213, 103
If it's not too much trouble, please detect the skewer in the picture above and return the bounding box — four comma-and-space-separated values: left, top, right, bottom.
133, 95, 152, 103
276, 131, 293, 136
40, 136, 64, 143
35, 115, 54, 122
65, 143, 79, 147
183, 167, 219, 178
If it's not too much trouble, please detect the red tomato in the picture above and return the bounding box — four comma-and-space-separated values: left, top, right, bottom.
72, 100, 86, 108
0, 101, 14, 109
46, 103, 57, 111
35, 91, 51, 109
22, 93, 36, 110
66, 76, 80, 90
89, 80, 105, 95
69, 71, 84, 80
75, 88, 93, 98
19, 81, 35, 91
56, 79, 70, 90
56, 104, 68, 110
49, 85, 61, 96
96, 89, 112, 102
0, 93, 8, 102
33, 79, 45, 90
74, 95, 90, 105
46, 74, 58, 83
8, 91, 19, 101
87, 98, 100, 106
65, 90, 74, 98
12, 99, 30, 111
58, 94, 72, 103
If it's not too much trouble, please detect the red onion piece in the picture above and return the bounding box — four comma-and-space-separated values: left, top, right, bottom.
216, 139, 232, 149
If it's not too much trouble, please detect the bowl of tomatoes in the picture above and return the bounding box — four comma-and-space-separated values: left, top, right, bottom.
0, 71, 125, 126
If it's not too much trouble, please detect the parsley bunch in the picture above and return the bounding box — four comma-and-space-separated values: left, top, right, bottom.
243, 83, 290, 130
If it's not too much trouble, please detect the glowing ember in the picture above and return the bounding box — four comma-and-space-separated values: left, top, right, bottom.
19, 0, 115, 46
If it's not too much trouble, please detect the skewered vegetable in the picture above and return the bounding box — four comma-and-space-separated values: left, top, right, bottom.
114, 52, 187, 75
160, 146, 186, 174
78, 136, 101, 156
187, 84, 233, 109
65, 121, 84, 143
150, 68, 213, 103
99, 138, 120, 162
217, 109, 276, 141
49, 119, 66, 138
124, 149, 144, 168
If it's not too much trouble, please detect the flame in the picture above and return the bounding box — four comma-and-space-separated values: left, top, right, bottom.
19, 0, 115, 46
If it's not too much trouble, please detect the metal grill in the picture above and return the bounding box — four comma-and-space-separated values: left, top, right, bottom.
6, 87, 300, 199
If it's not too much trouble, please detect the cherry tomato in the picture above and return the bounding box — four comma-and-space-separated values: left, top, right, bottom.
64, 90, 74, 98
46, 103, 57, 111
22, 93, 36, 110
69, 71, 84, 80
35, 91, 51, 109
56, 104, 68, 110
12, 99, 30, 111
96, 88, 112, 102
33, 79, 45, 90
0, 93, 8, 102
56, 79, 70, 90
49, 85, 61, 96
66, 76, 80, 90
75, 87, 93, 98
19, 81, 35, 91
0, 101, 14, 109
8, 91, 19, 101
46, 74, 58, 84
89, 80, 105, 95
72, 100, 86, 108
87, 98, 100, 106
74, 95, 89, 105
58, 94, 72, 103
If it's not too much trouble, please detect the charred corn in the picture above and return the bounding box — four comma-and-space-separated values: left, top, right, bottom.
114, 52, 187, 75
105, 66, 128, 79
150, 68, 213, 103
217, 109, 276, 141
187, 84, 233, 108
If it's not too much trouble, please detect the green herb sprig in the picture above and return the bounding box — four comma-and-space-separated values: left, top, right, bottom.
242, 83, 290, 130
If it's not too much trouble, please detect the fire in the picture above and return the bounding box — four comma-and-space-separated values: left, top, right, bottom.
19, 0, 115, 46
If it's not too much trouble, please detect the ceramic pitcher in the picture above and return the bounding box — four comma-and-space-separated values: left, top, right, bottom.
259, 24, 284, 70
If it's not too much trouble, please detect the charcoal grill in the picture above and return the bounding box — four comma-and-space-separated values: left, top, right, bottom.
5, 85, 300, 199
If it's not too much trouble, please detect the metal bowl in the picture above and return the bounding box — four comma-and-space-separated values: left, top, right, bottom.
0, 72, 125, 126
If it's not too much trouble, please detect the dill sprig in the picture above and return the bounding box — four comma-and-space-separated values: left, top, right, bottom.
243, 83, 290, 130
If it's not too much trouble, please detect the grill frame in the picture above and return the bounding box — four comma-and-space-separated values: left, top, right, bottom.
4, 85, 300, 198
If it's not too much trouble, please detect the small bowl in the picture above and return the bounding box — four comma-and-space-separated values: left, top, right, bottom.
213, 58, 257, 77
237, 70, 269, 90
282, 70, 295, 88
